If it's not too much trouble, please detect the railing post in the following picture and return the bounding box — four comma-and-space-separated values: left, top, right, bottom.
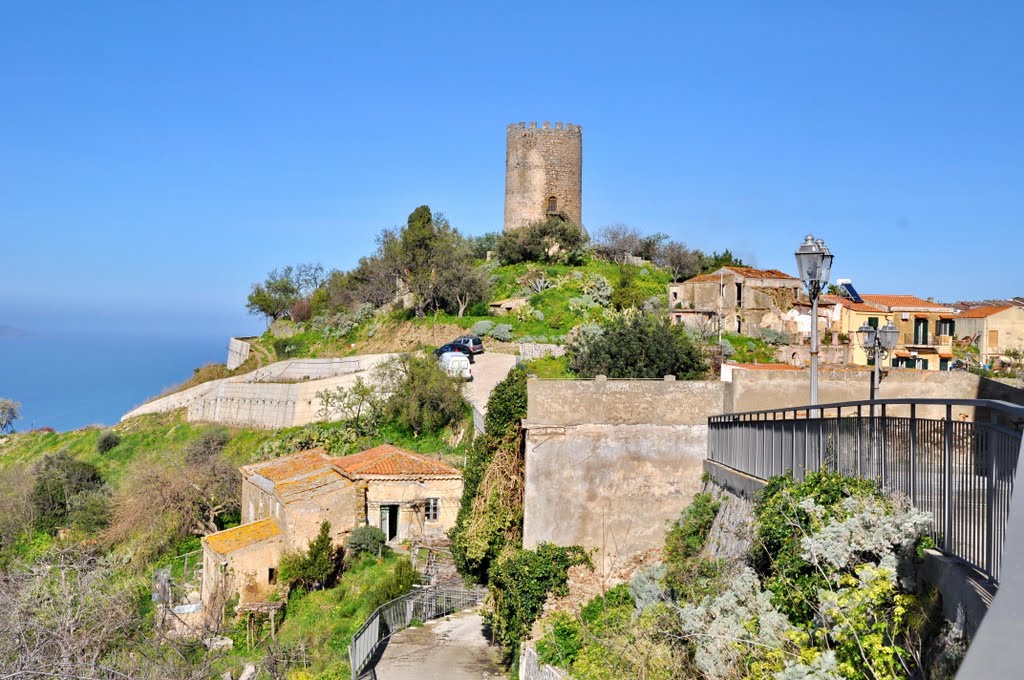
944, 404, 953, 553
909, 403, 917, 504
856, 404, 862, 477
880, 404, 888, 491
986, 413, 998, 579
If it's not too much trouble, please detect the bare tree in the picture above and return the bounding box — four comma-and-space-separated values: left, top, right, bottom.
0, 463, 36, 549
106, 434, 239, 557
0, 397, 20, 433
0, 549, 225, 678
593, 224, 643, 264
656, 241, 702, 282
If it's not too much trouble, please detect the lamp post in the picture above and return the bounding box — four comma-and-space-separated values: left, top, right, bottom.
795, 234, 834, 412
857, 320, 900, 407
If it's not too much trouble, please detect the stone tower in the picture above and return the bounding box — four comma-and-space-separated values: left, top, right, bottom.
503, 121, 582, 232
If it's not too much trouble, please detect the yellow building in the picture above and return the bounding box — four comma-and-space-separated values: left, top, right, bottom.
954, 305, 1024, 365
824, 294, 956, 371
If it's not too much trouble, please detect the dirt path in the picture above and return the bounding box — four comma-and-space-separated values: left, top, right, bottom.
372, 609, 503, 679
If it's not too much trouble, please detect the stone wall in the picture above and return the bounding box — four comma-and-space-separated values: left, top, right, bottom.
523, 377, 725, 570
518, 342, 566, 362
504, 122, 582, 231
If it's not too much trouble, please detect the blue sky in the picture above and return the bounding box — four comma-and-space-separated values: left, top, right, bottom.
2, 1, 1021, 336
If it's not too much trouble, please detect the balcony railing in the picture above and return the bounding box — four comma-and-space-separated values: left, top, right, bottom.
708, 398, 1024, 583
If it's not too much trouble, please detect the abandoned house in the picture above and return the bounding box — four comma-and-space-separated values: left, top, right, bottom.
201, 444, 462, 609
669, 266, 803, 337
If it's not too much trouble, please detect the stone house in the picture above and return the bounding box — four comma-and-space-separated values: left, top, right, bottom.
668, 266, 802, 337
201, 445, 461, 609
954, 305, 1024, 365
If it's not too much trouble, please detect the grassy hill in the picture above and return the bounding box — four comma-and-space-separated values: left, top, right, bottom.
245, 256, 671, 362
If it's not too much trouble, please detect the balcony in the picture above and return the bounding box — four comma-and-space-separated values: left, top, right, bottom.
901, 333, 953, 348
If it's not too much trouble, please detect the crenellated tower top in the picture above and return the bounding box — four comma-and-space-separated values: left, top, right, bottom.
503, 121, 583, 232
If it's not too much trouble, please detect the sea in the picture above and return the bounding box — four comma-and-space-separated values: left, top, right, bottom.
0, 328, 236, 432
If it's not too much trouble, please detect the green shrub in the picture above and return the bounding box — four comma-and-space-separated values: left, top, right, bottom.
346, 525, 386, 557
569, 313, 706, 379
272, 336, 308, 358
366, 556, 419, 609
536, 611, 585, 667
486, 543, 591, 652
95, 431, 121, 454
471, 320, 495, 335
495, 217, 587, 265
450, 368, 528, 581
31, 452, 105, 533
751, 471, 885, 624
377, 354, 466, 435
279, 521, 340, 591
663, 493, 724, 602
68, 489, 112, 532
488, 323, 513, 342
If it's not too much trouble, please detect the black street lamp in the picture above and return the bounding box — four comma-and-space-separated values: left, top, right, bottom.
795, 234, 834, 409
857, 321, 900, 406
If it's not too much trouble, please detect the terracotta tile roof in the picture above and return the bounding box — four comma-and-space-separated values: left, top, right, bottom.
728, 363, 801, 371
957, 305, 1013, 319
204, 518, 281, 556
821, 294, 883, 313
859, 295, 953, 312
685, 266, 798, 284
331, 444, 460, 479
275, 468, 348, 503
240, 449, 331, 483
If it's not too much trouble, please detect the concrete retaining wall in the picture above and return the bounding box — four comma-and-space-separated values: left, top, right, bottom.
519, 643, 569, 680
226, 337, 253, 370
123, 354, 396, 428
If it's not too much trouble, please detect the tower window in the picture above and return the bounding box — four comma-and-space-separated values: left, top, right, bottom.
546, 196, 558, 214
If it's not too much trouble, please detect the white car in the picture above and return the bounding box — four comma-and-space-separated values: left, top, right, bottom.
438, 352, 473, 381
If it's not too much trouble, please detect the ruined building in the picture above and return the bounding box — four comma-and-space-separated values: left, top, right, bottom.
201, 445, 462, 609
503, 121, 582, 232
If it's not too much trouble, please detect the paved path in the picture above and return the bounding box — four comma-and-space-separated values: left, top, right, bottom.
373, 609, 503, 679
466, 352, 517, 415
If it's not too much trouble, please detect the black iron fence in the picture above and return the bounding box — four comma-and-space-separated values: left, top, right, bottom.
708, 398, 1024, 584
348, 581, 487, 679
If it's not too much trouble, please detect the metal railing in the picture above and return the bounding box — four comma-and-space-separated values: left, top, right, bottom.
708, 398, 1024, 584
348, 581, 487, 679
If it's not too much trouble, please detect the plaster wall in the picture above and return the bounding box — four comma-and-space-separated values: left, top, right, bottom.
523, 378, 724, 568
